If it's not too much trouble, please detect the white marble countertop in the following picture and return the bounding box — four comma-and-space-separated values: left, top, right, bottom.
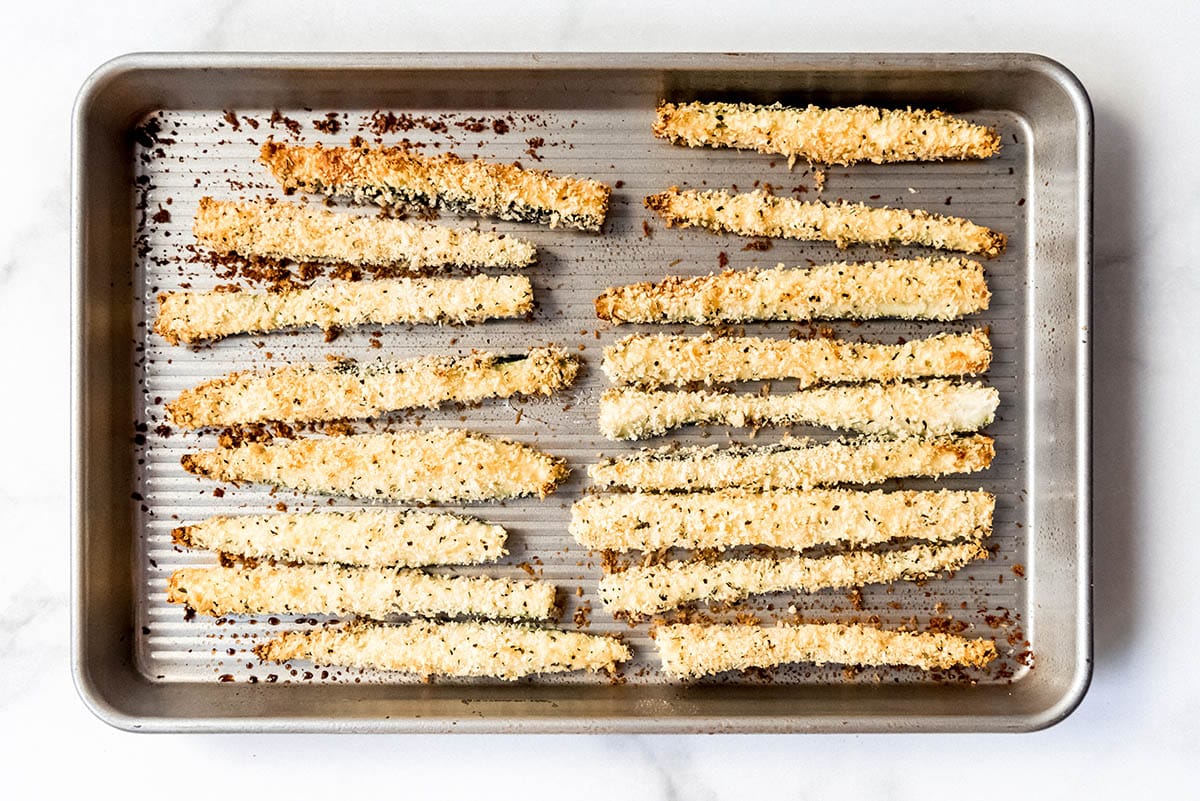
4, 0, 1197, 796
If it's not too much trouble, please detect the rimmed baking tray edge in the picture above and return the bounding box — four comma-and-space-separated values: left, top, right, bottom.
71, 51, 1091, 733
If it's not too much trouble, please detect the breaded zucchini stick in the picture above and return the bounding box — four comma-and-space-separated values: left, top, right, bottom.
602, 329, 991, 388
655, 622, 999, 678
601, 541, 987, 614
645, 188, 1007, 257
594, 258, 989, 324
570, 488, 993, 552
193, 197, 537, 270
172, 509, 507, 568
168, 347, 579, 429
154, 274, 532, 345
255, 620, 630, 680
260, 141, 611, 232
599, 380, 999, 440
589, 434, 995, 492
166, 563, 556, 620
180, 429, 568, 502
653, 101, 1001, 166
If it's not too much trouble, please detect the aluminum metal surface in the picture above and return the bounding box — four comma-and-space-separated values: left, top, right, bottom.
72, 52, 1091, 732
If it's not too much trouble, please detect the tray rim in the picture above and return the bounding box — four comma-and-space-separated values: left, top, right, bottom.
71, 50, 1092, 734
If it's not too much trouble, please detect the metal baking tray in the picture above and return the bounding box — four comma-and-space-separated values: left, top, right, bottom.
72, 52, 1091, 733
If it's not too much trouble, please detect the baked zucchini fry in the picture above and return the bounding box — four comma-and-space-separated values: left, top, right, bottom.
589, 434, 995, 492
172, 509, 507, 568
594, 258, 989, 325
255, 620, 630, 680
655, 622, 998, 678
154, 274, 533, 345
602, 329, 991, 388
599, 380, 999, 440
601, 541, 987, 614
180, 429, 568, 502
166, 563, 556, 620
645, 188, 1007, 257
168, 347, 579, 429
570, 488, 993, 552
653, 101, 1001, 166
260, 141, 611, 232
193, 197, 537, 270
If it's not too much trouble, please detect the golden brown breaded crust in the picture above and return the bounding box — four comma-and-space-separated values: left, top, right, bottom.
171, 508, 507, 568
655, 622, 998, 678
260, 141, 611, 231
598, 380, 1000, 440
180, 428, 569, 502
654, 102, 1001, 166
601, 329, 991, 388
194, 197, 537, 269
154, 274, 533, 345
254, 620, 630, 680
166, 563, 556, 620
588, 434, 995, 492
645, 188, 1007, 256
593, 258, 989, 324
168, 347, 579, 428
600, 541, 988, 614
569, 488, 994, 551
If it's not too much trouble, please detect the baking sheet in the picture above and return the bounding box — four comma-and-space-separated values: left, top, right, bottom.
74, 53, 1090, 731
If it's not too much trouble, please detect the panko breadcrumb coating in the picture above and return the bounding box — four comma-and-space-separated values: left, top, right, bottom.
601, 329, 991, 388
570, 488, 993, 552
655, 622, 998, 678
168, 347, 579, 428
171, 508, 507, 568
155, 273, 532, 345
180, 429, 568, 503
598, 380, 1000, 440
166, 563, 557, 620
645, 188, 1006, 256
600, 541, 988, 614
255, 620, 630, 680
260, 141, 611, 231
594, 258, 989, 325
653, 101, 1001, 166
194, 196, 537, 270
588, 434, 996, 492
